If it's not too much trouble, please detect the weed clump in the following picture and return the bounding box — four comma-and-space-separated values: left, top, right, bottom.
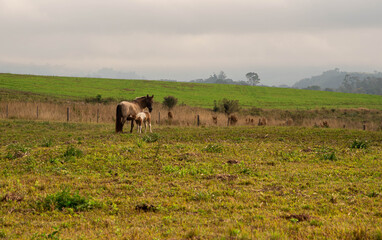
34, 188, 100, 212
31, 226, 61, 240
135, 203, 157, 212
40, 138, 53, 147
5, 143, 29, 159
323, 151, 337, 161
351, 139, 368, 149
316, 147, 338, 161
203, 144, 223, 153
62, 145, 83, 162
282, 214, 311, 222
1, 192, 24, 202
142, 133, 160, 143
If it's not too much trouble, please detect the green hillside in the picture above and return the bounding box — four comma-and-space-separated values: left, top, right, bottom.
1, 73, 382, 109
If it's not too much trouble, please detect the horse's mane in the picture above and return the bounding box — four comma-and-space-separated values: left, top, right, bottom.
133, 96, 146, 102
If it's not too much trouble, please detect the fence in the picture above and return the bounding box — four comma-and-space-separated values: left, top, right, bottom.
0, 101, 380, 130
0, 102, 213, 127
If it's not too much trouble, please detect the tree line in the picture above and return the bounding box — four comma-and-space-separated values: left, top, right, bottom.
304, 75, 382, 95
191, 71, 260, 86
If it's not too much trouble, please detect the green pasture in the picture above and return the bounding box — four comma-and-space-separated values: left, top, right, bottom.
1, 119, 381, 239
1, 73, 382, 109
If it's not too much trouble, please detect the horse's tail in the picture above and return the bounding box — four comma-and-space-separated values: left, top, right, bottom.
116, 104, 123, 133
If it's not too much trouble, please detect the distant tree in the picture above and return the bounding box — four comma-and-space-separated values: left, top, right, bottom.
217, 71, 227, 81
338, 74, 360, 93
246, 72, 260, 86
162, 96, 178, 110
304, 85, 321, 91
190, 71, 249, 85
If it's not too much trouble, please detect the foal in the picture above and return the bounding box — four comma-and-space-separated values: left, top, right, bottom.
135, 111, 152, 133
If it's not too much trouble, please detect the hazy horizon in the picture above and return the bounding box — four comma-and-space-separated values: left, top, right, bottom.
1, 0, 382, 86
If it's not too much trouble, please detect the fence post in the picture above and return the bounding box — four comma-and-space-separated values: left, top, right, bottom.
67, 107, 70, 122
197, 115, 200, 126
97, 109, 99, 123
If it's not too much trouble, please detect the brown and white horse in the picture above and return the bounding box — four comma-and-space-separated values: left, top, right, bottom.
115, 95, 154, 133
135, 111, 152, 134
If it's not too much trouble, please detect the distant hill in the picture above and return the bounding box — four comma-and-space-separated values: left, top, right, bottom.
293, 69, 382, 90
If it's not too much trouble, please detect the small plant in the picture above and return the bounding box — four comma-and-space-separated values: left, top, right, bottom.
142, 133, 160, 143
41, 138, 53, 147
203, 144, 223, 153
163, 165, 180, 174
367, 190, 379, 198
0, 230, 6, 239
289, 218, 299, 223
316, 147, 337, 161
229, 228, 241, 237
351, 139, 368, 149
63, 145, 83, 158
309, 220, 323, 226
323, 151, 337, 161
31, 227, 61, 240
190, 191, 215, 201
34, 188, 100, 212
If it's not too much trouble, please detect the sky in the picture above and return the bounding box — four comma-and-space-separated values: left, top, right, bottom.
1, 0, 382, 86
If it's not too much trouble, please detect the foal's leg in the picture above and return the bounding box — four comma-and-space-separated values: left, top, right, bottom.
149, 120, 152, 133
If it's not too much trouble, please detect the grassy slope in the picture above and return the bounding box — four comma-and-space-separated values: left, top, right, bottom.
1, 120, 381, 239
1, 73, 382, 109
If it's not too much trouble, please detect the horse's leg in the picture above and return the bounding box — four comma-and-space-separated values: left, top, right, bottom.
121, 118, 126, 133
144, 121, 147, 133
149, 120, 152, 133
130, 119, 134, 133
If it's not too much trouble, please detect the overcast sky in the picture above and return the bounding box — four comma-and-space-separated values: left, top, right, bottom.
1, 0, 382, 85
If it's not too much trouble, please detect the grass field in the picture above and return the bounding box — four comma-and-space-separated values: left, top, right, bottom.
1, 73, 382, 109
1, 119, 381, 239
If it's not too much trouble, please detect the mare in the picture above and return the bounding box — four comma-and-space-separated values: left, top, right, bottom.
115, 95, 154, 133
135, 111, 152, 134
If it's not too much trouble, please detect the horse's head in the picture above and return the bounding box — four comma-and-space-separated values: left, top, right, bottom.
145, 94, 154, 112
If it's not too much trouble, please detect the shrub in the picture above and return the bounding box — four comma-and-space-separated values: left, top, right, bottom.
213, 98, 240, 116
85, 94, 115, 104
34, 188, 100, 212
